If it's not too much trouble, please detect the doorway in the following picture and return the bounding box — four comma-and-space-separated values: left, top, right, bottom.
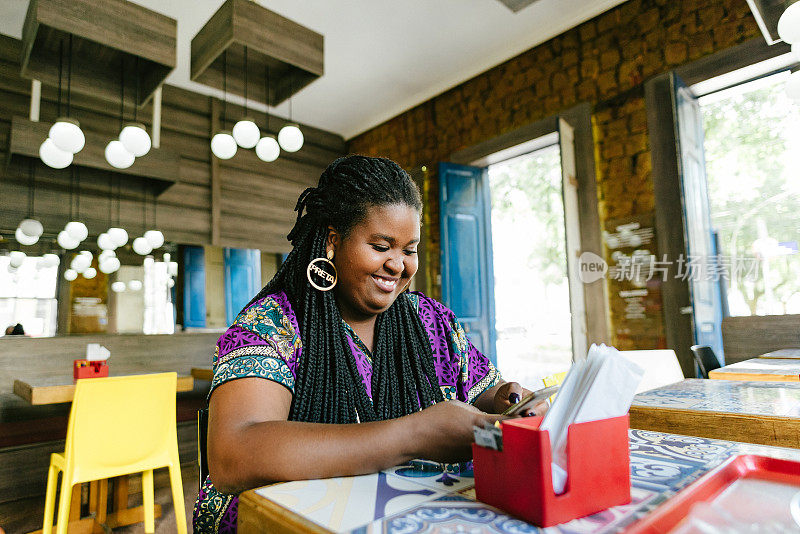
487, 143, 574, 386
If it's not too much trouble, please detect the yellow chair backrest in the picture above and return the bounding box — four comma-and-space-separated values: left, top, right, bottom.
64, 373, 178, 484
542, 371, 567, 388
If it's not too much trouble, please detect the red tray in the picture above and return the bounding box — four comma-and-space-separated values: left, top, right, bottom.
628, 455, 800, 533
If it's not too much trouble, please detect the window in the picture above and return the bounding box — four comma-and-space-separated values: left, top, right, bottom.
0, 255, 58, 337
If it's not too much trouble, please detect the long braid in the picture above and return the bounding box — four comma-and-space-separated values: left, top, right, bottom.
241, 156, 443, 424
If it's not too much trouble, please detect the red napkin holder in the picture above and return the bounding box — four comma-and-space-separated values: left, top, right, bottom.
73, 359, 109, 380
472, 415, 631, 527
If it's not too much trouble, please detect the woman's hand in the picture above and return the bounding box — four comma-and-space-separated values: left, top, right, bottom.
409, 400, 504, 463
492, 381, 549, 417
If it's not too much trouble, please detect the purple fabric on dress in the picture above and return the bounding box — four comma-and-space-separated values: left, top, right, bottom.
271, 291, 302, 374
346, 334, 374, 398
415, 295, 462, 388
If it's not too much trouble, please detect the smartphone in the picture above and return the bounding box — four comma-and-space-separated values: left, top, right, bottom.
501, 385, 560, 416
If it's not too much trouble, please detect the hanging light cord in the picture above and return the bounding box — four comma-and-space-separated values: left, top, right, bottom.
119, 57, 125, 131
243, 46, 249, 116
222, 50, 228, 129
28, 160, 35, 218
69, 166, 74, 221
75, 167, 80, 220
134, 56, 139, 123
264, 64, 270, 132
67, 34, 72, 118
57, 39, 63, 117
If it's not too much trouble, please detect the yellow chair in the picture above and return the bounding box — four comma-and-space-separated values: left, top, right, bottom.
42, 373, 187, 534
542, 371, 567, 403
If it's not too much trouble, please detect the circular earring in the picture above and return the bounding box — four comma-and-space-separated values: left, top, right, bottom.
307, 249, 337, 291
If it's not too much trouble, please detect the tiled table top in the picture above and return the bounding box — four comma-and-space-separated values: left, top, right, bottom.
630, 378, 800, 417
241, 429, 800, 533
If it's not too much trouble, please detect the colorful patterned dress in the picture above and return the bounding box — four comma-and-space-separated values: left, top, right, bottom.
192, 291, 502, 533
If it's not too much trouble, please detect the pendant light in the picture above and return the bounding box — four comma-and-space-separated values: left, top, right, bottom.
106, 58, 134, 169
64, 269, 78, 281
232, 46, 260, 149
132, 181, 153, 256
256, 64, 280, 162
40, 138, 72, 169
119, 57, 151, 157
17, 161, 42, 245
64, 167, 88, 242
111, 281, 126, 292
211, 51, 237, 160
278, 79, 303, 152
49, 36, 85, 156
143, 188, 164, 249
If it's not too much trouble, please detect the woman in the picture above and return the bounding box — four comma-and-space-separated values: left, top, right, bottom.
194, 156, 542, 532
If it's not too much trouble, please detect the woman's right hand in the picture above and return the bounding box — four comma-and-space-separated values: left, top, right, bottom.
408, 400, 505, 463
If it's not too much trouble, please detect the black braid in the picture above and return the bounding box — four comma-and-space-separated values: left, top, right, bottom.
241, 155, 444, 424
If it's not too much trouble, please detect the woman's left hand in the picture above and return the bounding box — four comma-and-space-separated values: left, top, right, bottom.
492, 381, 548, 416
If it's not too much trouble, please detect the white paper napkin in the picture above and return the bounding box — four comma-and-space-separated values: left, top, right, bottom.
540, 343, 643, 494
86, 343, 110, 361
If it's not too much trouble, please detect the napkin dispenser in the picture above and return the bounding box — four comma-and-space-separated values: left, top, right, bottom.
73, 343, 110, 380
73, 359, 109, 380
472, 415, 631, 527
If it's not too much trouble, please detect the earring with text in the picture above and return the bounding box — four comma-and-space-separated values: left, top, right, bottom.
306, 249, 337, 291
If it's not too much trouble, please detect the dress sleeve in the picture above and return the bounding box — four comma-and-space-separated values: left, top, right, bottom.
209, 294, 302, 398
409, 292, 502, 404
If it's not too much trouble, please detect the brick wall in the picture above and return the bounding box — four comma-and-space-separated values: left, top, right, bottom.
347, 0, 761, 349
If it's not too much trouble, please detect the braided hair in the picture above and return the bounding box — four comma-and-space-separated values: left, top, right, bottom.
242, 155, 444, 424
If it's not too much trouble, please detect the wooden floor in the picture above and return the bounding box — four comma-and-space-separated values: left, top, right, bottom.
0, 464, 198, 533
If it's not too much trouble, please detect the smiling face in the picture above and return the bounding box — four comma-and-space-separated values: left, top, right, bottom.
328, 203, 420, 322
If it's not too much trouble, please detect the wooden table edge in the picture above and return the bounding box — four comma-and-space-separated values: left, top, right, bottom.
14, 374, 195, 405
191, 367, 213, 381
238, 488, 332, 534
628, 404, 800, 448
707, 371, 799, 381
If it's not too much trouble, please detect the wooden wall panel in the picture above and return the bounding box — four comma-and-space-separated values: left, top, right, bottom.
722, 315, 800, 364
0, 33, 344, 252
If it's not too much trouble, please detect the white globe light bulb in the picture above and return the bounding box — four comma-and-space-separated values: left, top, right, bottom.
144, 230, 164, 249
105, 140, 135, 169
211, 131, 237, 159
119, 123, 152, 157
99, 250, 116, 263
779, 2, 800, 44
232, 118, 261, 149
132, 237, 152, 255
48, 118, 85, 154
57, 230, 79, 250
9, 251, 26, 268
167, 278, 175, 288
83, 267, 97, 279
97, 232, 116, 251
128, 279, 143, 291
70, 254, 90, 273
19, 219, 43, 238
108, 227, 129, 247
278, 124, 303, 152
40, 138, 73, 169
80, 250, 93, 260
163, 252, 171, 263
111, 281, 126, 293
99, 257, 121, 274
15, 227, 39, 246
255, 136, 280, 162
168, 261, 178, 277
42, 253, 60, 267
65, 221, 88, 241
64, 269, 78, 281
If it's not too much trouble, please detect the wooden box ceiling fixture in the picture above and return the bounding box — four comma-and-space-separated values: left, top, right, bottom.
20, 0, 177, 109
190, 0, 324, 107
